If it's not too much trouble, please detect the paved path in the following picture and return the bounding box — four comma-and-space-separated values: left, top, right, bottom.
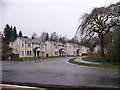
75, 56, 101, 64
1, 57, 119, 88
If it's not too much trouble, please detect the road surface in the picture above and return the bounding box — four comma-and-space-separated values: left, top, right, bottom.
1, 57, 119, 88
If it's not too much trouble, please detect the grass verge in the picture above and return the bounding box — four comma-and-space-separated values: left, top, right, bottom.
19, 57, 44, 61
68, 58, 120, 68
19, 56, 65, 61
82, 54, 102, 62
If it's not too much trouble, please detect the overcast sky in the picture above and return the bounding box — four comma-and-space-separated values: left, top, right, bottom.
0, 0, 119, 39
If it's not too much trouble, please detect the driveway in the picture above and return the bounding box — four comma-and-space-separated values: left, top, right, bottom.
1, 57, 119, 88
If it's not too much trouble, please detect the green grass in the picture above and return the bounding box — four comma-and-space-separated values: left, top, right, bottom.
69, 58, 120, 68
82, 54, 102, 62
46, 56, 64, 58
19, 56, 65, 61
82, 54, 120, 65
19, 57, 43, 61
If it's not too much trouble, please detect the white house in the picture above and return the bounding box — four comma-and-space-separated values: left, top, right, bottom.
10, 37, 90, 58
80, 46, 90, 55
45, 41, 65, 57
65, 43, 86, 56
10, 37, 45, 57
94, 45, 101, 53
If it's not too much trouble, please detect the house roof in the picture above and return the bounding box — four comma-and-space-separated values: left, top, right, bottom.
59, 47, 64, 51
18, 37, 42, 44
57, 42, 64, 46
33, 47, 45, 52
46, 40, 64, 46
33, 47, 42, 51
30, 38, 42, 44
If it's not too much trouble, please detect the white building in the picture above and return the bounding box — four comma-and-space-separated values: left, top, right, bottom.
94, 45, 101, 53
45, 41, 66, 56
10, 37, 89, 58
10, 37, 45, 57
81, 46, 90, 55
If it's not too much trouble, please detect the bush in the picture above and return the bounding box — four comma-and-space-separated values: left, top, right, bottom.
81, 53, 89, 56
82, 54, 104, 63
109, 34, 120, 63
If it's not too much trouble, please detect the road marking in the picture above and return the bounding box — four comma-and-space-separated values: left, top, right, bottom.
1, 84, 45, 90
65, 57, 104, 69
65, 58, 78, 66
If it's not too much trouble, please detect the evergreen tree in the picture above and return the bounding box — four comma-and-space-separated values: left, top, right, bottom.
18, 31, 22, 37
46, 33, 49, 40
3, 24, 13, 44
12, 26, 17, 40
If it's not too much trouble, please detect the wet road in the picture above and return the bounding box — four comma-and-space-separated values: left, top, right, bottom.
2, 57, 119, 88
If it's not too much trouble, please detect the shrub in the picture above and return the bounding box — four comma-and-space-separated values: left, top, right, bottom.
109, 34, 120, 63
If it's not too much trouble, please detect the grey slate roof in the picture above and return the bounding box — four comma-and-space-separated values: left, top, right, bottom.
47, 40, 64, 46
18, 37, 42, 44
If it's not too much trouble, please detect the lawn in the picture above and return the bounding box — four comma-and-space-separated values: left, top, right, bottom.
69, 58, 120, 69
82, 54, 103, 62
19, 56, 65, 61
19, 57, 44, 61
82, 54, 120, 65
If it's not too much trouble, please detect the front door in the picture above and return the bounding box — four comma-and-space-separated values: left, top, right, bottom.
34, 51, 36, 57
37, 51, 40, 57
59, 51, 62, 56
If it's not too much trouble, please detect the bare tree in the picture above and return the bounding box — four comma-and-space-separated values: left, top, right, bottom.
50, 32, 59, 41
31, 32, 37, 39
59, 36, 67, 44
46, 33, 49, 40
77, 3, 120, 58
40, 32, 48, 42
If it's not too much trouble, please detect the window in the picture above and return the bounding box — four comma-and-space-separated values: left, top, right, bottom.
28, 43, 31, 47
55, 45, 58, 49
27, 51, 29, 56
22, 51, 24, 56
30, 51, 31, 55
55, 52, 58, 55
22, 43, 24, 47
27, 51, 32, 56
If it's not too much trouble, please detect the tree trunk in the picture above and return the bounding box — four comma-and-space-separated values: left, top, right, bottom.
100, 36, 104, 58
